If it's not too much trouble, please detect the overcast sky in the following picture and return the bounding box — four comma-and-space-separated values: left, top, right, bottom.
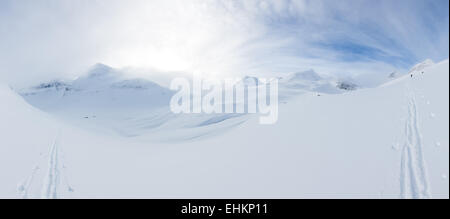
0, 0, 448, 85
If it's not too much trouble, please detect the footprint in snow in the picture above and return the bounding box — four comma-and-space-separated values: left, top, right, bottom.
391, 143, 400, 151
17, 183, 25, 192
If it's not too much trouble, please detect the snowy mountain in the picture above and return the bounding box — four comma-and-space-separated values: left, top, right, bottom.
19, 64, 249, 140
17, 65, 344, 139
0, 60, 448, 198
286, 69, 324, 82
409, 59, 435, 75
276, 70, 343, 100
20, 63, 174, 111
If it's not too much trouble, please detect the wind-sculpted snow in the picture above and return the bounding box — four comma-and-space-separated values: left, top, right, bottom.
111, 79, 163, 90
194, 114, 245, 128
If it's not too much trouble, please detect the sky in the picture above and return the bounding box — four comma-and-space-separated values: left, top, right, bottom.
0, 0, 448, 86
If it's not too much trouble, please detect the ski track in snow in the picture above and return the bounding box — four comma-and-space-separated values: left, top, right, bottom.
18, 132, 73, 199
18, 164, 40, 199
400, 89, 432, 199
41, 136, 60, 199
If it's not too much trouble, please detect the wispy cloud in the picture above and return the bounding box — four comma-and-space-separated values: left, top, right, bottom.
0, 0, 448, 85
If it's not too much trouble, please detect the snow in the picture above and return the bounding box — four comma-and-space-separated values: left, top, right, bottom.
280, 70, 342, 95
0, 59, 448, 198
286, 70, 324, 82
409, 59, 435, 75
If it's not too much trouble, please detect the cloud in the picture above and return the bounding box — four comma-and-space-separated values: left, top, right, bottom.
0, 0, 448, 86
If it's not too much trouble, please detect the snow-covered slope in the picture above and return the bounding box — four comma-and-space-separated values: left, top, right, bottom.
0, 60, 448, 198
409, 59, 435, 75
0, 85, 62, 198
280, 70, 342, 94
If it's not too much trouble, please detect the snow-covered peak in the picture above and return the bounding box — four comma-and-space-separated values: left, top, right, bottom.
409, 59, 434, 74
17, 64, 174, 113
286, 70, 323, 82
85, 63, 115, 78
389, 71, 398, 78
279, 69, 342, 94
72, 63, 122, 90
